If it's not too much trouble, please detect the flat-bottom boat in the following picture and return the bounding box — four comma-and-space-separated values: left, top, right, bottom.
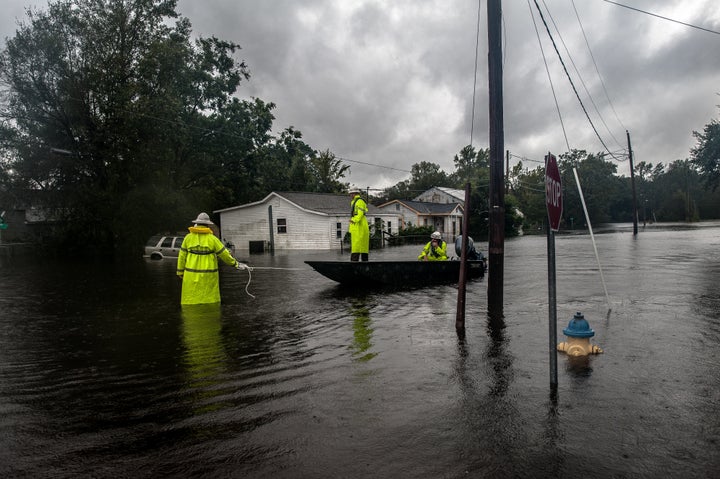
305, 259, 486, 288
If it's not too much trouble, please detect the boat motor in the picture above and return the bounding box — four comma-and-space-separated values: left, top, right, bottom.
454, 236, 484, 261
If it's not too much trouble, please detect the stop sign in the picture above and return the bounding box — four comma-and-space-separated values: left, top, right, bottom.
545, 153, 562, 231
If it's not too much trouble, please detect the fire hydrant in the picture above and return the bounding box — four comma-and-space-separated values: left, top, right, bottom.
557, 312, 603, 356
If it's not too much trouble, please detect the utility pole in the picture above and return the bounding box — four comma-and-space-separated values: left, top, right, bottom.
505, 150, 510, 194
487, 0, 505, 313
627, 130, 638, 235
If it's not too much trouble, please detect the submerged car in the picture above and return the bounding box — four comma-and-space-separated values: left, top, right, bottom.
144, 234, 186, 260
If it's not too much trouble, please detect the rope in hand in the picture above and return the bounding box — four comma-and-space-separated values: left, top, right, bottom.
243, 267, 256, 299
238, 266, 305, 299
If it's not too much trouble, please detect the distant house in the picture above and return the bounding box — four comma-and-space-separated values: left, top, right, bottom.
0, 206, 59, 244
214, 191, 399, 252
413, 186, 466, 207
375, 199, 464, 242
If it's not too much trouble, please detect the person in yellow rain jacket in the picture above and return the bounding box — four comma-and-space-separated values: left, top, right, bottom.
348, 188, 370, 262
418, 231, 448, 261
177, 212, 246, 305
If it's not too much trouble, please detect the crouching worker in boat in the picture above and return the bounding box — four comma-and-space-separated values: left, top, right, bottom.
349, 188, 370, 262
177, 212, 247, 305
418, 231, 448, 261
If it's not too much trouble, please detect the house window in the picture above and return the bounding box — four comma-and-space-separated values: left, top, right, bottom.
387, 221, 392, 234
277, 218, 287, 234
336, 222, 342, 239
423, 218, 428, 226
395, 204, 400, 211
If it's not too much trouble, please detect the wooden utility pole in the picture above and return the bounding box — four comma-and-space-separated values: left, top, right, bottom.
487, 0, 505, 313
627, 130, 638, 235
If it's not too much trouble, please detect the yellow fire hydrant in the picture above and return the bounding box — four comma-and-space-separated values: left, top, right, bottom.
557, 312, 603, 356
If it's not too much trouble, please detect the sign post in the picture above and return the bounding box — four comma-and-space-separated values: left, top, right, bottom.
545, 153, 562, 390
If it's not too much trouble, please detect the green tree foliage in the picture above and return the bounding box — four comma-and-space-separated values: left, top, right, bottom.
508, 162, 546, 232
450, 145, 489, 187
0, 0, 352, 255
308, 149, 350, 193
691, 118, 720, 192
409, 161, 449, 192
0, 0, 257, 253
558, 150, 620, 225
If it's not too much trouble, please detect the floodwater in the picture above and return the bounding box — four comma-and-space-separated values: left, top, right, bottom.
1, 222, 718, 478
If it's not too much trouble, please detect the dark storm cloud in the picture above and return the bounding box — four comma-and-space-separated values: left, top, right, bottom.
2, 0, 718, 187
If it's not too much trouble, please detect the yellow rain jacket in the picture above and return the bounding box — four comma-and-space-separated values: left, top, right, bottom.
349, 194, 370, 254
418, 240, 448, 261
177, 226, 238, 305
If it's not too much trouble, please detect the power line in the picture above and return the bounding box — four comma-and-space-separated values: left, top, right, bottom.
540, 0, 625, 150
528, 0, 571, 152
573, 0, 627, 133
603, 0, 720, 36
336, 156, 412, 174
531, 0, 623, 162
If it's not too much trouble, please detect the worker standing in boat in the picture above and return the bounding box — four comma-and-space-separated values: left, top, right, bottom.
177, 212, 247, 305
349, 188, 370, 262
418, 231, 448, 261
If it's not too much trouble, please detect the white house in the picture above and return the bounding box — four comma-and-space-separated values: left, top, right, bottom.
413, 186, 466, 207
375, 199, 464, 243
214, 191, 399, 252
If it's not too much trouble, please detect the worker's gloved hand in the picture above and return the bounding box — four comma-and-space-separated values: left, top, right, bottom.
235, 262, 247, 270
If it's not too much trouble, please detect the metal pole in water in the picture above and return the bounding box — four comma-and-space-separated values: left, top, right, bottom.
547, 224, 558, 389
627, 130, 638, 236
572, 168, 611, 310
267, 205, 275, 255
456, 183, 471, 330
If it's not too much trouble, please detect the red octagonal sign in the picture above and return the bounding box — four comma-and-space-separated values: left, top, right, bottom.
545, 153, 562, 231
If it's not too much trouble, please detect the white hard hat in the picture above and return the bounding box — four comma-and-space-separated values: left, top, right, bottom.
349, 187, 361, 195
192, 212, 214, 225
431, 231, 442, 240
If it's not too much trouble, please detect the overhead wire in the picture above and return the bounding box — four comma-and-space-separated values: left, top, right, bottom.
531, 0, 623, 162
603, 0, 720, 36
572, 0, 627, 133
541, 0, 625, 151
527, 0, 571, 152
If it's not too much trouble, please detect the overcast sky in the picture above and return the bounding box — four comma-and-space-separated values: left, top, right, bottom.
2, 1, 719, 190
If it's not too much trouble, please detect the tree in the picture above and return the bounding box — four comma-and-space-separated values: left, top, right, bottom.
0, 0, 274, 254
559, 150, 620, 226
308, 149, 350, 193
691, 118, 720, 192
409, 161, 449, 192
450, 145, 489, 187
508, 163, 546, 231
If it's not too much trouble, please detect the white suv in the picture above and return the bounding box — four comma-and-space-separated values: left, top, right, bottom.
144, 234, 186, 260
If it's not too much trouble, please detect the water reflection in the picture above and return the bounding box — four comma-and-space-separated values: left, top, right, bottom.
453, 312, 524, 474
485, 311, 510, 397
349, 298, 377, 362
180, 303, 227, 412
564, 355, 594, 378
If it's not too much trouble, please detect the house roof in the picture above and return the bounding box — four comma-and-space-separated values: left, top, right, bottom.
215, 191, 387, 216
378, 199, 461, 215
413, 186, 466, 202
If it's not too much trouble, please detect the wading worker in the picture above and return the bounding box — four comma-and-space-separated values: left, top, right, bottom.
418, 231, 448, 261
349, 188, 370, 262
177, 212, 246, 305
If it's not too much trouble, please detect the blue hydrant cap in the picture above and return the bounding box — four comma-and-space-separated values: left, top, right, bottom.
563, 312, 595, 338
